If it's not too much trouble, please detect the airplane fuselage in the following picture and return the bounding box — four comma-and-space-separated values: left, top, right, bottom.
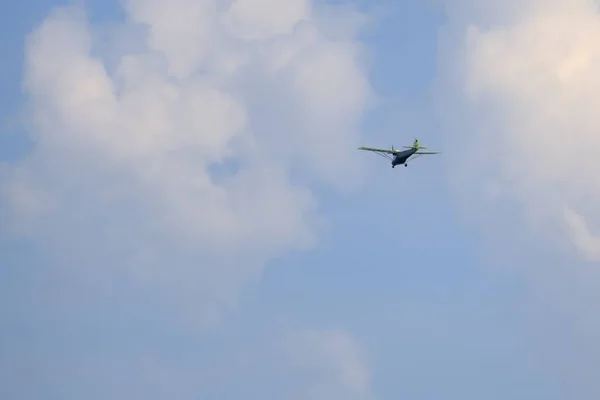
391, 148, 417, 168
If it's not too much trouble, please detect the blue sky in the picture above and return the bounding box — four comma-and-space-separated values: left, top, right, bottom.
2, 0, 600, 399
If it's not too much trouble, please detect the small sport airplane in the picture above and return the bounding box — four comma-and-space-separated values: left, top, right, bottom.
358, 138, 440, 168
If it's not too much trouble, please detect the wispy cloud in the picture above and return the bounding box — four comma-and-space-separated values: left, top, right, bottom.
286, 330, 373, 400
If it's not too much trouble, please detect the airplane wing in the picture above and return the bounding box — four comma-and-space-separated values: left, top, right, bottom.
414, 151, 440, 154
358, 146, 398, 154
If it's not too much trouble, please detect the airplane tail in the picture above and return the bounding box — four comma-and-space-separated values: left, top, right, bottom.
404, 138, 427, 150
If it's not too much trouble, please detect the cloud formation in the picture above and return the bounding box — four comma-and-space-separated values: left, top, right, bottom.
437, 1, 600, 396
1, 1, 376, 398
1, 0, 372, 327
439, 0, 600, 261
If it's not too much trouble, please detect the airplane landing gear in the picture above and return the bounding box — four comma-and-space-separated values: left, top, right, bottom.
404, 163, 408, 167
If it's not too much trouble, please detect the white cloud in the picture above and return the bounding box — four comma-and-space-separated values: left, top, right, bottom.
1, 0, 373, 327
0, 319, 373, 399
438, 0, 600, 261
223, 0, 311, 40
287, 330, 373, 400
435, 2, 600, 396
564, 207, 600, 262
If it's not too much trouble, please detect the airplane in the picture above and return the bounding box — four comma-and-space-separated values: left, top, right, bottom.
358, 138, 440, 168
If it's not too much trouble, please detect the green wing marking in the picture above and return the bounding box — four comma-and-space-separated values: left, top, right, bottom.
358, 146, 399, 154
